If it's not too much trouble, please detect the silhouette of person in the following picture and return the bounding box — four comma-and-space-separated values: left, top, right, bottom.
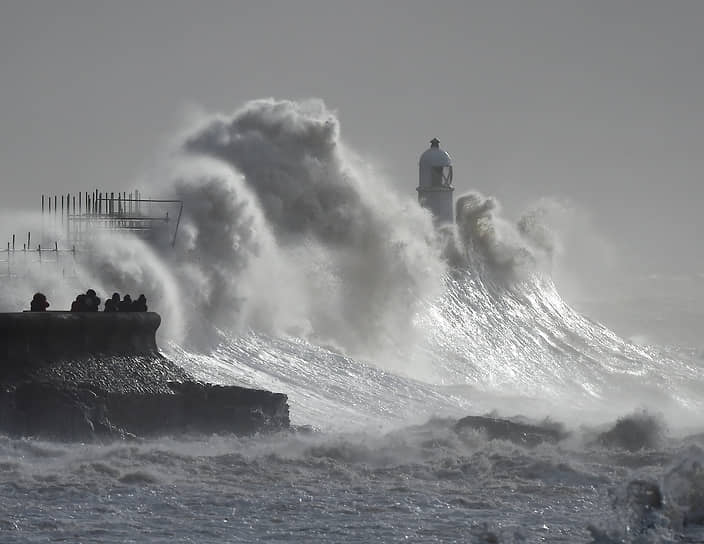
71, 294, 88, 311
119, 294, 132, 312
104, 292, 120, 312
30, 292, 49, 312
85, 289, 101, 312
133, 294, 148, 312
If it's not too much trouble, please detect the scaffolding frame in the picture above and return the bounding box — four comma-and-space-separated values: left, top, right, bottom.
0, 190, 184, 280
40, 190, 183, 248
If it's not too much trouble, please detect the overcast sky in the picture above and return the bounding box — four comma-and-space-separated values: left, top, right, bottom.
1, 0, 703, 283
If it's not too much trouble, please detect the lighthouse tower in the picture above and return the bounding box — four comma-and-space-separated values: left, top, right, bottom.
417, 138, 454, 224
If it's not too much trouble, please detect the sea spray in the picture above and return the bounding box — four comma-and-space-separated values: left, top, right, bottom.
163, 98, 446, 357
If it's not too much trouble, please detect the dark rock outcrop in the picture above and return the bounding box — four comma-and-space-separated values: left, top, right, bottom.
454, 415, 568, 446
0, 312, 289, 440
0, 381, 289, 440
596, 412, 665, 451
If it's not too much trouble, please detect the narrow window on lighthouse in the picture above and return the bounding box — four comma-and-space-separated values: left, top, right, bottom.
442, 165, 453, 186
431, 167, 444, 187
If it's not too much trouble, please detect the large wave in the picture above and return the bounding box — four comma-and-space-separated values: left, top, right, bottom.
157, 98, 447, 355
1, 97, 701, 430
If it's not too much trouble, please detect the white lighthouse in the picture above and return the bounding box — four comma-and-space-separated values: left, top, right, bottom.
417, 138, 454, 224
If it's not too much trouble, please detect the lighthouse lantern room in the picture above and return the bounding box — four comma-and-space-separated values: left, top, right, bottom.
417, 138, 454, 224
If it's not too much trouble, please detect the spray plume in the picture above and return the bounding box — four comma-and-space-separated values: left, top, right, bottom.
158, 98, 447, 354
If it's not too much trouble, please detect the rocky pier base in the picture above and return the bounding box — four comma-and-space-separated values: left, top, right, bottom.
0, 312, 289, 440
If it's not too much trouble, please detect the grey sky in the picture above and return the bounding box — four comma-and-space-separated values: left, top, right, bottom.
1, 0, 703, 280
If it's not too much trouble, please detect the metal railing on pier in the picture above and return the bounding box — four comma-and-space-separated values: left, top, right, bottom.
0, 233, 77, 280
1, 189, 184, 279
40, 189, 183, 248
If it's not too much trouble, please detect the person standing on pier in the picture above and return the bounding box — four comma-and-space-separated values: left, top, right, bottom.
85, 289, 100, 312
29, 293, 49, 311
104, 293, 121, 312
119, 294, 132, 312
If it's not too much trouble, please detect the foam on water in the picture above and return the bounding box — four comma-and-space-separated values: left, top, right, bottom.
2, 417, 704, 542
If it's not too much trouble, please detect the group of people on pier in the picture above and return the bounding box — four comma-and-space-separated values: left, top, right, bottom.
102, 293, 148, 313
30, 291, 148, 312
70, 290, 148, 312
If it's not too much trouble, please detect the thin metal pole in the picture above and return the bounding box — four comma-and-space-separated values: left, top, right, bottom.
172, 202, 184, 247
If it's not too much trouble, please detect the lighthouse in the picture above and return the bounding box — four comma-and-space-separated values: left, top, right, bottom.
417, 138, 454, 224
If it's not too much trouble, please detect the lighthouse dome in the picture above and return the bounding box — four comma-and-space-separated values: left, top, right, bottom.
418, 138, 453, 188
419, 138, 452, 168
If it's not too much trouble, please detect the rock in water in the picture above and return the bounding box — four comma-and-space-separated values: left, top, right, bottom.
454, 415, 568, 446
597, 413, 664, 451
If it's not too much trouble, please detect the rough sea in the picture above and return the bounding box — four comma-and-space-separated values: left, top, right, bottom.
2, 99, 703, 543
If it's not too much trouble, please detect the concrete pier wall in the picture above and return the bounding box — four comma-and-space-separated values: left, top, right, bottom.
0, 312, 160, 370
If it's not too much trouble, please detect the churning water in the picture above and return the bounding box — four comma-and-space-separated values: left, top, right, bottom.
2, 99, 704, 543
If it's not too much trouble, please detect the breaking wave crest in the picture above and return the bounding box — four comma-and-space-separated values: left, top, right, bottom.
165, 98, 445, 353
